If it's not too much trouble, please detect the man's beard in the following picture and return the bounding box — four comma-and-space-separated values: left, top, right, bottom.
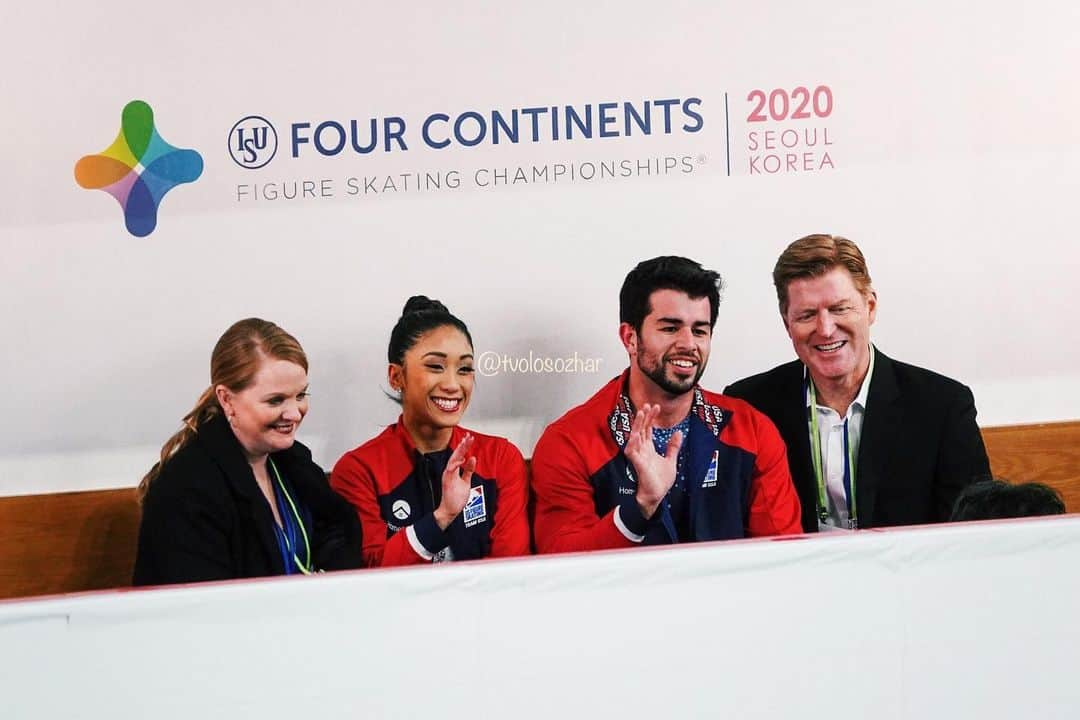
637, 349, 704, 396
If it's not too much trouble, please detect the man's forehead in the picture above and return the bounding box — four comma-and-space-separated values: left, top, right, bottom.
786, 268, 867, 307
645, 288, 712, 321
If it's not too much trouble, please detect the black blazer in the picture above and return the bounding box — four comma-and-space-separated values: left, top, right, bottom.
134, 414, 362, 586
724, 348, 992, 532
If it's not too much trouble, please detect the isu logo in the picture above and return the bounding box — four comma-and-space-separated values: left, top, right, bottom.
229, 115, 278, 169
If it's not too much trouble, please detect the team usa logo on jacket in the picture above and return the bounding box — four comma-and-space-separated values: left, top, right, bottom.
702, 450, 719, 488
463, 486, 487, 527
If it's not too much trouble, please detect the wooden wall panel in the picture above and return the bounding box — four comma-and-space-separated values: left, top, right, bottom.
0, 488, 140, 600
0, 420, 1077, 601
983, 421, 1080, 512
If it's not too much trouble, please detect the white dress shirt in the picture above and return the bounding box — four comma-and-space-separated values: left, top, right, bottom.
807, 347, 875, 531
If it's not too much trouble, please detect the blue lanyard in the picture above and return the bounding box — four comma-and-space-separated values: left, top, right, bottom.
268, 458, 312, 574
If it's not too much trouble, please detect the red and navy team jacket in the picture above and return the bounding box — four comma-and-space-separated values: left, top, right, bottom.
331, 418, 530, 567
532, 371, 802, 554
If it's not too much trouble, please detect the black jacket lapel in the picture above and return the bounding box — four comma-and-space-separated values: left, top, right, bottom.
197, 414, 284, 574
856, 348, 902, 528
778, 363, 818, 532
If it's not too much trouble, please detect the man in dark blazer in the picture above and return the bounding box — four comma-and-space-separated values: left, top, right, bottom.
725, 234, 991, 532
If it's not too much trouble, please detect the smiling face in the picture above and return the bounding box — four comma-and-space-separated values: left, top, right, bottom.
783, 266, 877, 391
622, 288, 712, 397
390, 324, 475, 446
216, 355, 310, 462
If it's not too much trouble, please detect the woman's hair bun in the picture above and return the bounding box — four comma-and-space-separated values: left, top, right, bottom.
388, 295, 472, 365
402, 295, 449, 316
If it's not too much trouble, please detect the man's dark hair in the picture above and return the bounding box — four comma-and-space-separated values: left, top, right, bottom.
619, 256, 723, 332
950, 479, 1066, 521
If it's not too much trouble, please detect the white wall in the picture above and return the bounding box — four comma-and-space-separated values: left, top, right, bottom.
2, 1, 1078, 495
3, 517, 1079, 719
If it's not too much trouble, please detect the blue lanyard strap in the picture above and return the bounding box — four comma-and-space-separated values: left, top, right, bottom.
268, 458, 313, 574
841, 419, 855, 521
807, 379, 858, 527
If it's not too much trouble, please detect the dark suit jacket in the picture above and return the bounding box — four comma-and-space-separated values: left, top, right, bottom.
724, 348, 992, 532
134, 414, 362, 586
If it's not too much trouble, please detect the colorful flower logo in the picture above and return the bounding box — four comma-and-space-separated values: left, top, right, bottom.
74, 100, 203, 237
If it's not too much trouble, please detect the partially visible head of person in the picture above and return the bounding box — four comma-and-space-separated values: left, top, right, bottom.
773, 234, 877, 389
387, 296, 475, 432
950, 479, 1067, 522
618, 256, 722, 397
139, 318, 309, 500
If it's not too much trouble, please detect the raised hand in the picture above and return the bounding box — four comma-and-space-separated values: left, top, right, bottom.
434, 433, 477, 530
623, 404, 682, 519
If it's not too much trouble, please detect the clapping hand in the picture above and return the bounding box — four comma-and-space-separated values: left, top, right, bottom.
434, 433, 477, 530
623, 404, 682, 519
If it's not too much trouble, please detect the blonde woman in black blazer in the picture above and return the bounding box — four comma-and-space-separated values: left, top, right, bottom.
134, 318, 361, 586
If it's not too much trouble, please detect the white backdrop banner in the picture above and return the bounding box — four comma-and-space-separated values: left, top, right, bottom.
2, 517, 1079, 719
1, 1, 1078, 494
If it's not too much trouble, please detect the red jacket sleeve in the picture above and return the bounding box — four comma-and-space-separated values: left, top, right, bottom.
531, 424, 639, 554
744, 408, 803, 536
488, 441, 532, 558
330, 453, 430, 568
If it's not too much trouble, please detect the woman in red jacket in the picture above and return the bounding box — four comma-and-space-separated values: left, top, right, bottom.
331, 296, 530, 566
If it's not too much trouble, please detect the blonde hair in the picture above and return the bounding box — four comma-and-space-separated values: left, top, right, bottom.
773, 234, 873, 316
137, 318, 308, 502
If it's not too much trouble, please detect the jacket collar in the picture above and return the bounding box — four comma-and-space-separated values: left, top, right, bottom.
193, 412, 285, 573
390, 415, 468, 457
855, 347, 902, 524
804, 345, 876, 417
195, 412, 309, 497
607, 368, 726, 448
195, 412, 260, 498
862, 346, 900, 409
